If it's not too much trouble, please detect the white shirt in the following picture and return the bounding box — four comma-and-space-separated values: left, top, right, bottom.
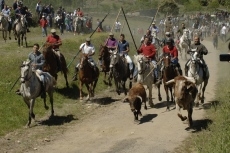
80, 43, 95, 58
221, 26, 227, 35
115, 21, 121, 30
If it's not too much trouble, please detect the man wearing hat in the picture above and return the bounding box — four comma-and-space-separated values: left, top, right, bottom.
40, 15, 48, 37
164, 15, 173, 37
46, 29, 62, 71
161, 32, 175, 47
149, 22, 159, 39
72, 38, 97, 81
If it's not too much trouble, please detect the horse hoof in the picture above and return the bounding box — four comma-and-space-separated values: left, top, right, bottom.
158, 97, 162, 101
195, 103, 199, 107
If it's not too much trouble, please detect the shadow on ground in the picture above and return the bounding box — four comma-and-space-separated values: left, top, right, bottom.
139, 114, 158, 124
185, 118, 213, 132
153, 101, 175, 109
39, 114, 77, 126
91, 96, 120, 105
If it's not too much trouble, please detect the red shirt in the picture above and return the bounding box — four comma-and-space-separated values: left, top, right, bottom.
138, 43, 156, 59
162, 46, 178, 58
40, 19, 48, 28
77, 11, 83, 17
46, 35, 62, 49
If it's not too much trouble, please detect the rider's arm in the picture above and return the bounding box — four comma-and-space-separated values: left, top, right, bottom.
123, 42, 130, 54
202, 45, 208, 55
36, 54, 45, 69
148, 45, 156, 59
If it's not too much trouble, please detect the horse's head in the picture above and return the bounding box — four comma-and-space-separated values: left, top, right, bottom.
163, 53, 172, 68
109, 51, 119, 69
20, 60, 32, 83
20, 15, 26, 27
99, 44, 109, 57
134, 54, 149, 74
42, 43, 53, 58
79, 53, 89, 69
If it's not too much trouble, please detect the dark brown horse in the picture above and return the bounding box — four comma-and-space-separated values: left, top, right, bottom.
162, 54, 180, 110
79, 53, 99, 100
98, 45, 112, 86
42, 44, 69, 88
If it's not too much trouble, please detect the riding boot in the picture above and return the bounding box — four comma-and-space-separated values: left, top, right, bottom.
184, 65, 188, 76
41, 82, 46, 98
72, 67, 79, 81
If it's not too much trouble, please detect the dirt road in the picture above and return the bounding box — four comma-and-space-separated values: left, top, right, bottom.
17, 40, 217, 153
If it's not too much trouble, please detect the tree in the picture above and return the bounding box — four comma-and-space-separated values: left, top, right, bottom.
207, 0, 220, 11
159, 0, 179, 15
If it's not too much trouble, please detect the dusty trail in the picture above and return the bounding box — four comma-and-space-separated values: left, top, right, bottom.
24, 40, 218, 153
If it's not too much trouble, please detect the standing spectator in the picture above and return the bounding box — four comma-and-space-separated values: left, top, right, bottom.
220, 24, 227, 42
40, 15, 48, 37
211, 29, 218, 49
57, 15, 64, 35
96, 18, 103, 32
114, 19, 121, 32
76, 8, 83, 17
0, 0, 4, 11
35, 1, 41, 17
12, 0, 18, 10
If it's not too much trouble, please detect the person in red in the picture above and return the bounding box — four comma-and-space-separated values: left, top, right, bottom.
76, 8, 84, 17
46, 28, 62, 71
161, 37, 182, 75
138, 36, 159, 82
40, 15, 48, 37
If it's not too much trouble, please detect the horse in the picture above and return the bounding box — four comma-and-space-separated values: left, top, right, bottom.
73, 16, 84, 35
187, 50, 209, 106
14, 15, 27, 47
133, 54, 162, 107
162, 54, 180, 110
19, 60, 56, 127
42, 44, 69, 88
177, 29, 191, 60
0, 14, 9, 42
109, 51, 132, 95
79, 53, 99, 100
98, 45, 112, 86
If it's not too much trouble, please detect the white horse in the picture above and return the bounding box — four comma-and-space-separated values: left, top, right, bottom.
177, 29, 191, 60
0, 13, 9, 42
19, 60, 56, 127
14, 15, 27, 47
133, 54, 162, 107
187, 50, 209, 106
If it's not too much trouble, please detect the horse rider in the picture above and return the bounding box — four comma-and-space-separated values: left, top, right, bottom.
193, 20, 200, 29
164, 16, 173, 37
184, 36, 208, 79
149, 22, 160, 45
140, 29, 153, 44
161, 32, 175, 46
99, 32, 117, 71
76, 8, 84, 28
13, 4, 30, 33
46, 28, 62, 72
72, 37, 96, 81
158, 37, 182, 83
177, 23, 186, 38
138, 36, 160, 83
117, 34, 134, 79
16, 43, 46, 98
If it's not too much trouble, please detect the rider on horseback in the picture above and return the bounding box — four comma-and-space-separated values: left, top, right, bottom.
117, 34, 134, 79
140, 29, 153, 44
46, 29, 62, 72
138, 36, 159, 83
184, 36, 208, 79
99, 32, 117, 71
16, 43, 46, 98
72, 38, 96, 81
159, 37, 182, 78
161, 32, 175, 46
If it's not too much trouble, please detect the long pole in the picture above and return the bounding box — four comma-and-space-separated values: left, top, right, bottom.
121, 7, 137, 50
67, 12, 109, 68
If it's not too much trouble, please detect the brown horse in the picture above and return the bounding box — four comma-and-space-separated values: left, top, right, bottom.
98, 45, 112, 86
162, 54, 180, 110
42, 44, 69, 88
79, 53, 99, 100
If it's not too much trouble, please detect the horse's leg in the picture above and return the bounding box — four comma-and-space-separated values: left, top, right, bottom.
24, 34, 27, 48
63, 70, 69, 88
79, 81, 84, 100
27, 99, 35, 127
85, 83, 91, 100
194, 84, 201, 107
169, 87, 174, 103
188, 103, 193, 128
114, 78, 120, 95
157, 83, 162, 101
148, 85, 154, 107
92, 79, 98, 97
201, 79, 208, 104
48, 91, 54, 117
17, 35, 20, 47
164, 85, 170, 110
8, 29, 11, 40
122, 81, 127, 96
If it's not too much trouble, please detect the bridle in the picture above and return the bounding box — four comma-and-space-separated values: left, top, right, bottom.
20, 63, 32, 83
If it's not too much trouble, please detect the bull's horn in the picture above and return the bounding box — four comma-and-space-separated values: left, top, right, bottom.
184, 76, 196, 84
136, 95, 143, 102
165, 79, 175, 85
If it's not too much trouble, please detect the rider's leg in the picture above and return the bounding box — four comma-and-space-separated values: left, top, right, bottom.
201, 59, 208, 79
54, 50, 62, 71
40, 74, 46, 98
125, 55, 134, 79
72, 64, 79, 81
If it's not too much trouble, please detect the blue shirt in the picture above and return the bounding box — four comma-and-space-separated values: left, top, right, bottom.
28, 51, 45, 70
118, 40, 129, 55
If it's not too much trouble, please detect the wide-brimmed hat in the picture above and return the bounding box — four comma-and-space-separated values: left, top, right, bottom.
109, 32, 114, 36
51, 29, 56, 33
86, 38, 91, 41
152, 22, 155, 24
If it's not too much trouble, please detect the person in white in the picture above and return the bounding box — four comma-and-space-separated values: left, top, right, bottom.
220, 24, 227, 42
72, 37, 96, 81
115, 20, 121, 32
